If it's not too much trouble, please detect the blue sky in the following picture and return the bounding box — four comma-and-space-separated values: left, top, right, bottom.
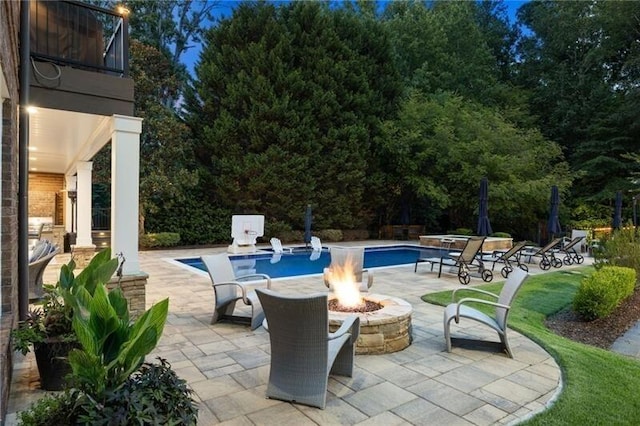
183, 0, 529, 76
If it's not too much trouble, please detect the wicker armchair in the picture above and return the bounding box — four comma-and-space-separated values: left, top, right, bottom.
201, 253, 271, 330
257, 289, 360, 409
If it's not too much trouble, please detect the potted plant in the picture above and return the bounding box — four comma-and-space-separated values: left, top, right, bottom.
11, 249, 119, 390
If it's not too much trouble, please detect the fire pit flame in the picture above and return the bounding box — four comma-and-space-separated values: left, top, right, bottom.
326, 255, 364, 309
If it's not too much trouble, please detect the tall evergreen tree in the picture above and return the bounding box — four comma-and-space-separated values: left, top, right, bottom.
185, 1, 401, 231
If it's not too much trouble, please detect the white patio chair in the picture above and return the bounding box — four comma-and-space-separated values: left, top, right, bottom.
310, 236, 322, 251
201, 253, 271, 330
256, 288, 360, 409
444, 268, 529, 358
270, 237, 292, 254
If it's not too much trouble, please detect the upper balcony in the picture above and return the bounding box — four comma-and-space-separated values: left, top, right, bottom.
28, 0, 134, 118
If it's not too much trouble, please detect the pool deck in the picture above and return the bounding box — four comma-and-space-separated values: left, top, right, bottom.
6, 241, 574, 425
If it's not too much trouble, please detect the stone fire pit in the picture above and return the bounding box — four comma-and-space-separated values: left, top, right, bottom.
328, 294, 412, 355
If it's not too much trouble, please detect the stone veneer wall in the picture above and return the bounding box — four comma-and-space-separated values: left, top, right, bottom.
0, 1, 22, 422
107, 273, 149, 319
28, 172, 64, 224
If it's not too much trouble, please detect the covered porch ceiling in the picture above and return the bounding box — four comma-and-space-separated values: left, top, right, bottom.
28, 107, 110, 175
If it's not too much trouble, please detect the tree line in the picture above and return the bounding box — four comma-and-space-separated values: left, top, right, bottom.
92, 0, 640, 244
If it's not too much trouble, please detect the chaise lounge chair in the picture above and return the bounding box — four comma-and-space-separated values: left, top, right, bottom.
444, 268, 529, 358
415, 236, 492, 285
323, 246, 373, 292
311, 236, 322, 251
482, 241, 529, 278
256, 289, 360, 409
555, 236, 585, 265
201, 253, 272, 330
270, 237, 292, 254
520, 237, 563, 270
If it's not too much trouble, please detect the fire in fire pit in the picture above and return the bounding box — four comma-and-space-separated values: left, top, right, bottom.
325, 249, 413, 354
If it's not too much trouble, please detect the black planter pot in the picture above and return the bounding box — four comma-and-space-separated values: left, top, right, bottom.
33, 339, 78, 391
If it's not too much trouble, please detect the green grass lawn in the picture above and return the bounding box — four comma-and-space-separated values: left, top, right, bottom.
422, 267, 640, 425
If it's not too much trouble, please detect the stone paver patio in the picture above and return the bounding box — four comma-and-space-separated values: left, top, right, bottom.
6, 241, 567, 425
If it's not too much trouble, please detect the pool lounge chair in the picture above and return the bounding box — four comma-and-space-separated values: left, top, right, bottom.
415, 236, 493, 285
520, 238, 563, 270
201, 253, 272, 330
323, 247, 373, 292
555, 236, 585, 265
482, 241, 529, 278
444, 268, 529, 358
270, 237, 292, 254
256, 289, 359, 409
311, 236, 322, 251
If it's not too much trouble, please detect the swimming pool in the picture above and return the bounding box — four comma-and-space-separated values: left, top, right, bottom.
177, 245, 451, 279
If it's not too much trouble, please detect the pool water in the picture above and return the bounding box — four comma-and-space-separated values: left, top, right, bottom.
177, 245, 449, 279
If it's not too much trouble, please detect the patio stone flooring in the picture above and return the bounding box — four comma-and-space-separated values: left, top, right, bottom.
6, 241, 574, 425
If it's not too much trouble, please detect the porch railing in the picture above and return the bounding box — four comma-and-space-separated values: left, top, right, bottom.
92, 207, 110, 230
29, 0, 129, 76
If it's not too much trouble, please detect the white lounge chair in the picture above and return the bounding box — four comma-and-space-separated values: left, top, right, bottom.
444, 268, 529, 358
270, 237, 292, 254
256, 288, 360, 409
201, 253, 271, 330
310, 236, 322, 251
323, 247, 373, 292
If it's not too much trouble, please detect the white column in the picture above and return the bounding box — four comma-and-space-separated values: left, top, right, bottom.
75, 162, 93, 246
110, 115, 143, 275
64, 175, 77, 234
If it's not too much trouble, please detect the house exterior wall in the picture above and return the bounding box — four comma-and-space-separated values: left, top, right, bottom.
28, 172, 64, 224
0, 0, 22, 422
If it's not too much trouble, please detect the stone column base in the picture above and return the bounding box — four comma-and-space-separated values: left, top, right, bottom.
107, 273, 149, 319
70, 245, 97, 268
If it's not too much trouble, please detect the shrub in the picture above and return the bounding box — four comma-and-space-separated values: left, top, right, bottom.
264, 221, 292, 240
450, 228, 473, 235
75, 358, 198, 425
19, 359, 198, 426
342, 229, 370, 241
573, 266, 637, 321
318, 229, 343, 242
17, 392, 77, 426
594, 226, 640, 277
491, 232, 511, 238
139, 232, 181, 248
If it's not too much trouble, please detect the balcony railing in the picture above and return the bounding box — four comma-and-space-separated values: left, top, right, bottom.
30, 0, 129, 76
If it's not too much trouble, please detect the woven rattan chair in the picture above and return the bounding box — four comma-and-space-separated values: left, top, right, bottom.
444, 268, 529, 358
28, 240, 59, 301
256, 289, 360, 409
323, 246, 373, 292
201, 253, 271, 330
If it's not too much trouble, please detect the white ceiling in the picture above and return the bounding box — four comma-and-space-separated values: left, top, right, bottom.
28, 107, 109, 175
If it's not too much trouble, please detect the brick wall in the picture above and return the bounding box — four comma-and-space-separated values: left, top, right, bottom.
1, 0, 22, 422
29, 172, 64, 224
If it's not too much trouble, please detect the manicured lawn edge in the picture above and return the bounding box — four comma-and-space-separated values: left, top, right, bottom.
422, 267, 640, 425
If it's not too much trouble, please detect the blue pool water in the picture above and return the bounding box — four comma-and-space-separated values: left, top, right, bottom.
177, 245, 449, 279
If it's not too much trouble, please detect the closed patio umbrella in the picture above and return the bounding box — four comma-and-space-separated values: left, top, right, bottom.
304, 205, 312, 247
547, 185, 562, 239
612, 191, 623, 230
476, 177, 493, 236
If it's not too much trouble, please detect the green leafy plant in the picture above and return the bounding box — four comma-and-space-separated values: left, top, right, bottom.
75, 358, 197, 425
18, 359, 197, 426
573, 266, 637, 321
68, 281, 169, 396
11, 249, 118, 355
